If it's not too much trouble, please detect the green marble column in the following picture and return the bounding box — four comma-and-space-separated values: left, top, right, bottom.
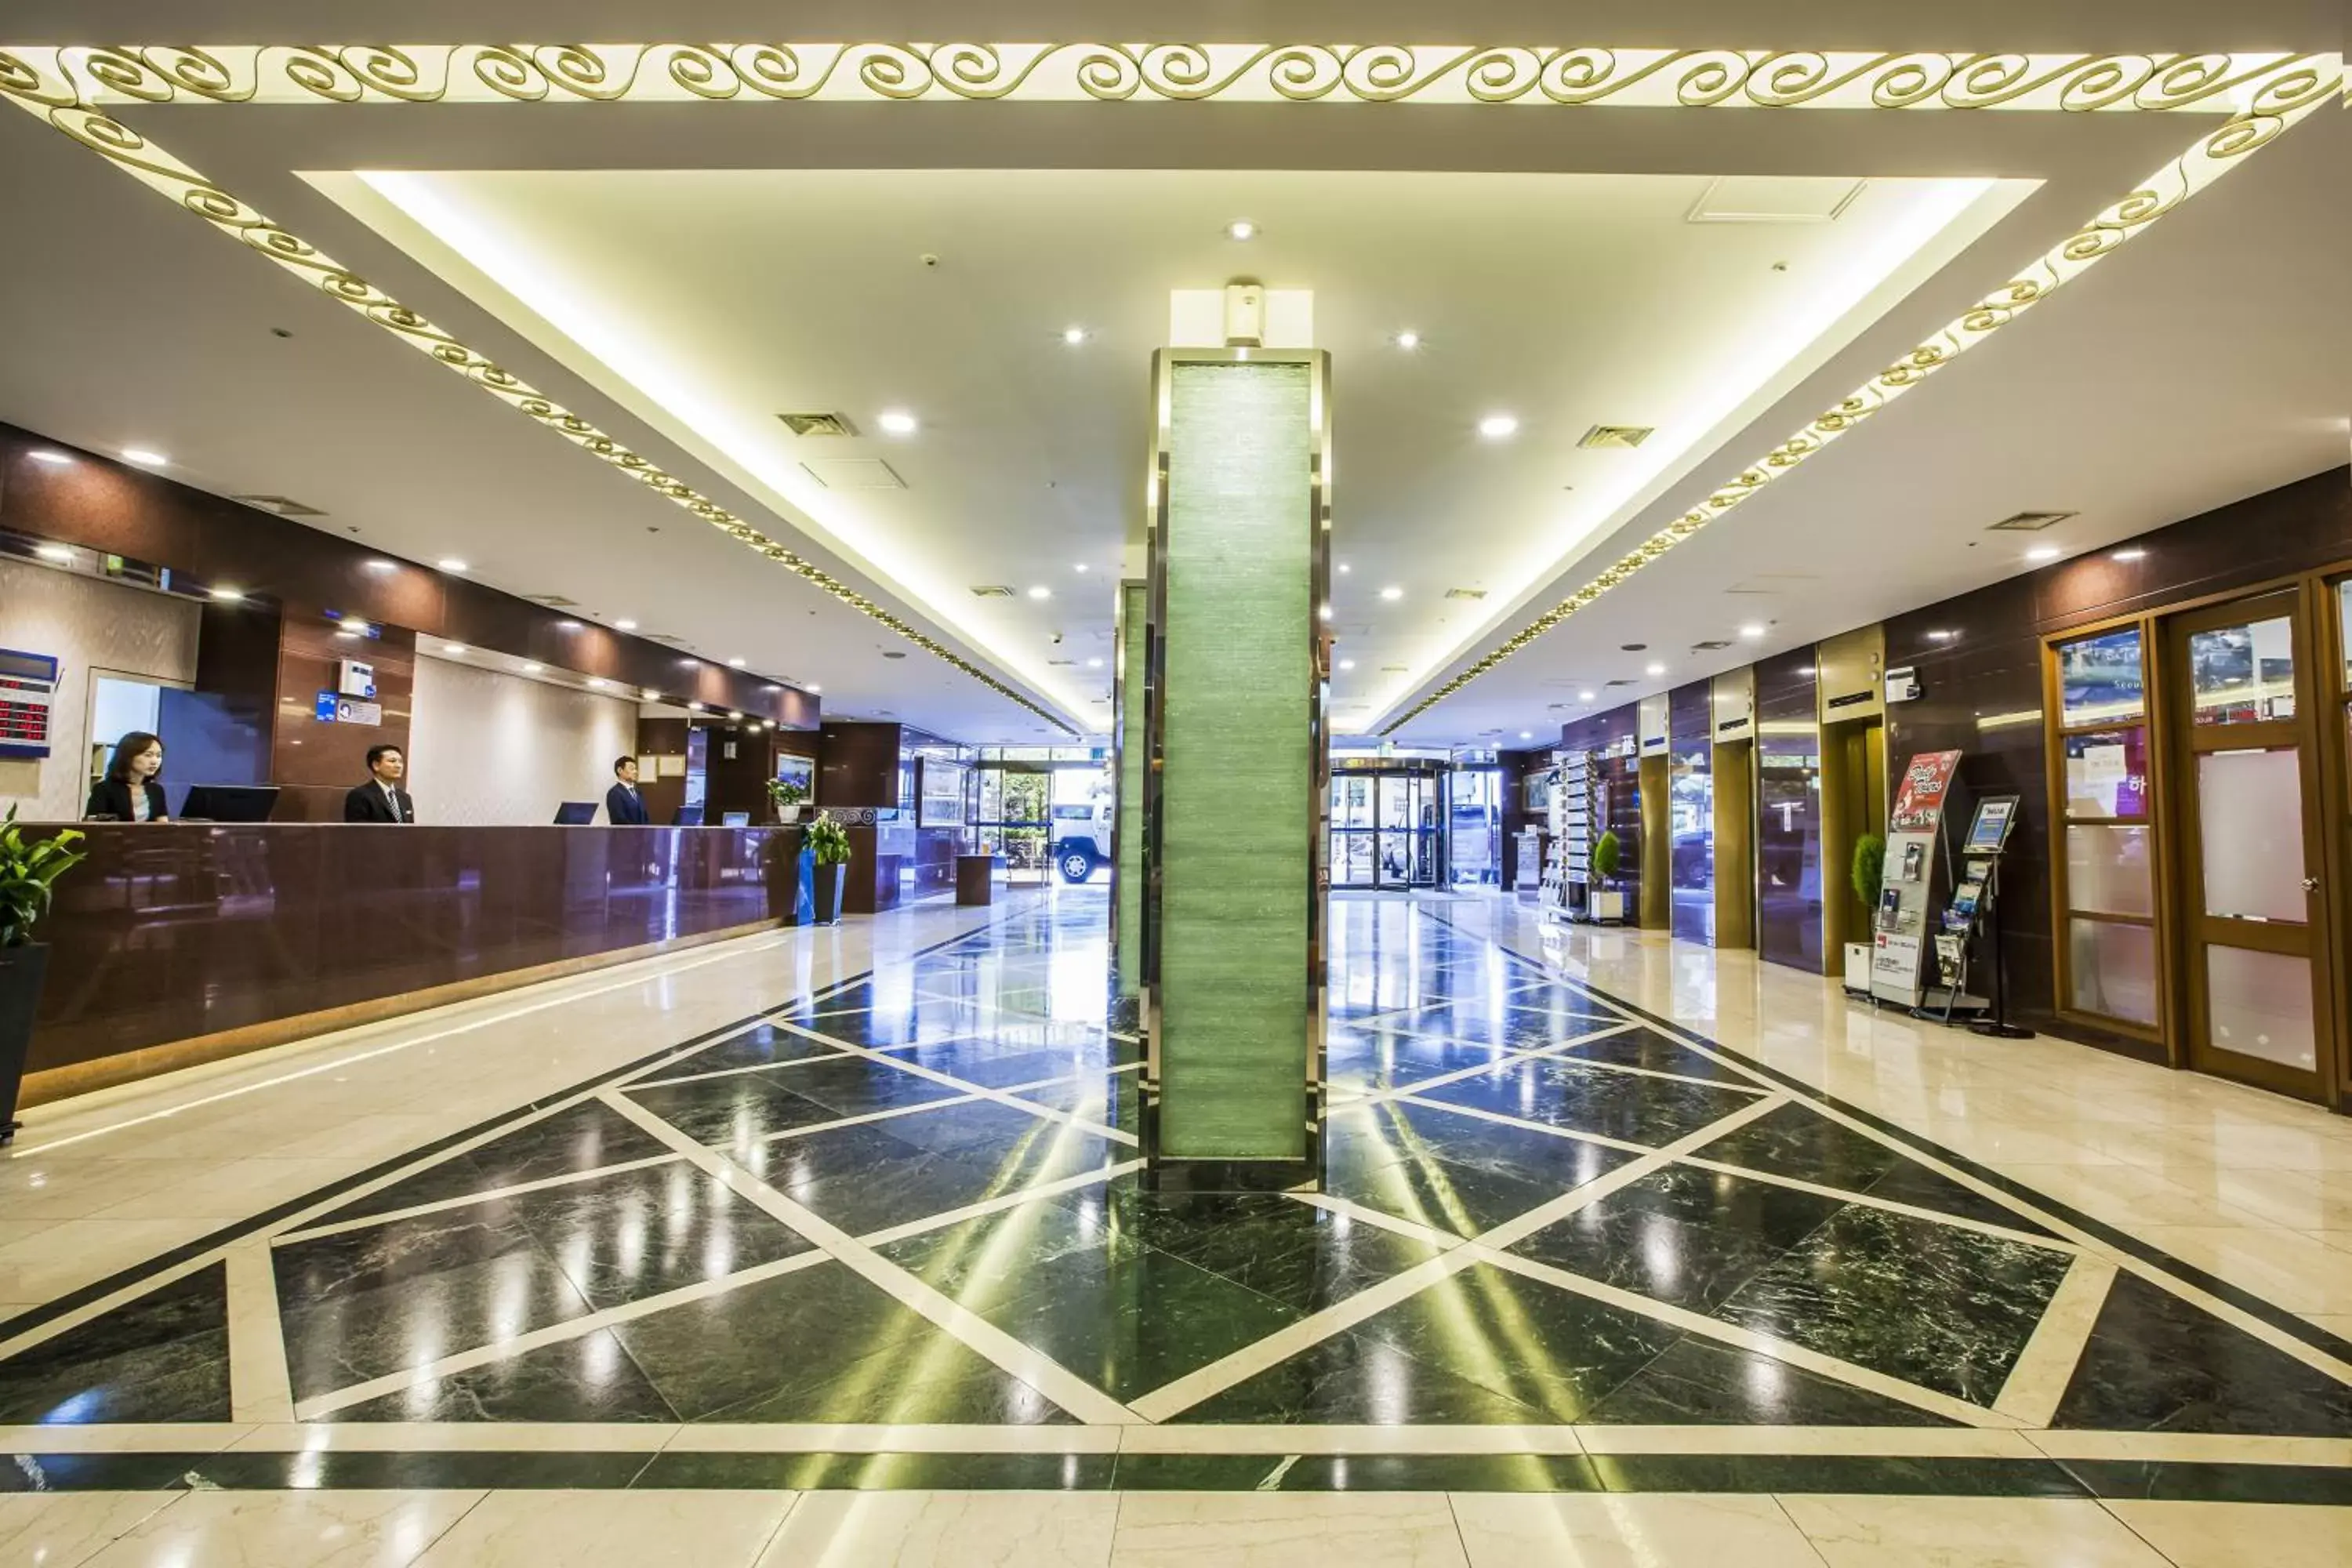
1145, 351, 1330, 1169
1111, 577, 1149, 1010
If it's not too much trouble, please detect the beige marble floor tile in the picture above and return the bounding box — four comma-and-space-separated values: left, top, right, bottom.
2129, 1225, 2352, 1315
1999, 1163, 2271, 1230
88, 1156, 357, 1221
0, 1492, 184, 1568
1774, 1495, 2169, 1567
80, 1490, 483, 1567
759, 1491, 1116, 1567
2103, 1500, 2352, 1567
0, 1219, 197, 1302
1452, 1493, 1826, 1567
1109, 1492, 1465, 1567
416, 1490, 793, 1567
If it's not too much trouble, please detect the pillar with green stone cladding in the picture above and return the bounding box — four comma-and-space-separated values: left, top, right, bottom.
1144, 349, 1330, 1171
1110, 578, 1149, 1018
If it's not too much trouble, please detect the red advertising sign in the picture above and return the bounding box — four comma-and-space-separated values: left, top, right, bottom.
1889, 750, 1962, 833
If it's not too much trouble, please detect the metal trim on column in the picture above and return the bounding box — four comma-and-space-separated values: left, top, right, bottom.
1140, 347, 1330, 1187
1109, 574, 1150, 1032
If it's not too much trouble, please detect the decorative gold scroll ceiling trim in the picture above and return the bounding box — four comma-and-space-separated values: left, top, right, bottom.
0, 45, 2336, 736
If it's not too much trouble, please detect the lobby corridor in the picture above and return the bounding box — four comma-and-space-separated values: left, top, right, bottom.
0, 889, 2347, 1563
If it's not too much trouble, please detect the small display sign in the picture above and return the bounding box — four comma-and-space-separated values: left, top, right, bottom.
314, 691, 383, 726
0, 647, 60, 759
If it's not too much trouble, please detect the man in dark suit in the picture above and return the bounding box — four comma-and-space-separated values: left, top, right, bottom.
605, 756, 650, 826
344, 743, 417, 823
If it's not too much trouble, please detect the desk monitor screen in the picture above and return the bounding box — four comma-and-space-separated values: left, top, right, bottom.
720, 810, 750, 827
180, 784, 280, 823
553, 800, 597, 825
673, 806, 705, 827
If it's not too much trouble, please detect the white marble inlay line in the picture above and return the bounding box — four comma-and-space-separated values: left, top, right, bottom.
223, 1236, 293, 1425
765, 1018, 1138, 1149
274, 1153, 686, 1244
1993, 1253, 2120, 1428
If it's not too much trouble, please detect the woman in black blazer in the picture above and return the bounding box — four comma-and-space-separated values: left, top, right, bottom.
85, 730, 169, 822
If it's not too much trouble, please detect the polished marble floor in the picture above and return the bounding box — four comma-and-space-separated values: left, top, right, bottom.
2, 889, 2347, 1564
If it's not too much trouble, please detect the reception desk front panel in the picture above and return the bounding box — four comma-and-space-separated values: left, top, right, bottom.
24, 823, 804, 1091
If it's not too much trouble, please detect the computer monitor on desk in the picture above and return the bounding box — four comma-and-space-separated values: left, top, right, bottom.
179, 785, 280, 822
553, 801, 597, 825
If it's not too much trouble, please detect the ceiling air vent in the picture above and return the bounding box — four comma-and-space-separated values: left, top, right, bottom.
1381, 665, 1409, 673
1047, 659, 1076, 666
526, 593, 579, 608
1578, 425, 1654, 451
1987, 510, 2077, 532
778, 412, 858, 437
970, 585, 1016, 597
234, 493, 326, 517
1605, 677, 1637, 687
800, 459, 906, 491
1445, 587, 1487, 601
644, 633, 687, 644
1691, 639, 1733, 652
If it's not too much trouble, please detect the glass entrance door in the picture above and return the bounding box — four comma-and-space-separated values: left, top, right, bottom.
2168, 589, 2333, 1100
1329, 767, 1443, 889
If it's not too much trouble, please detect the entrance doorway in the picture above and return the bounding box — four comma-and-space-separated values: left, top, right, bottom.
2166, 589, 2336, 1100
1330, 761, 1443, 890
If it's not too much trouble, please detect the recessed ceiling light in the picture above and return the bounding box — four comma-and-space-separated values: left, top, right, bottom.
1086, 656, 1104, 668
727, 657, 747, 668
1337, 562, 1351, 575
1476, 415, 1519, 440
1519, 730, 1534, 740
121, 448, 167, 467
209, 586, 245, 603
587, 677, 608, 688
686, 701, 705, 712
1577, 688, 1597, 702
555, 619, 581, 630
2111, 547, 2147, 561
28, 450, 71, 465
615, 619, 638, 630
1927, 630, 1956, 641
641, 687, 661, 699
1062, 326, 1087, 346
365, 558, 395, 572
1027, 585, 1051, 600
727, 710, 743, 721
521, 662, 543, 673
1738, 623, 1766, 640
1379, 585, 1404, 601
1337, 659, 1356, 671
1225, 219, 1257, 241
877, 410, 919, 435
2025, 544, 2062, 563
1645, 661, 1666, 677
763, 684, 782, 693
1797, 665, 1817, 677
808, 684, 822, 693
1073, 562, 1091, 573
1394, 331, 1421, 350
1318, 603, 1332, 621
679, 656, 699, 666
34, 543, 72, 562
442, 643, 467, 655
437, 557, 468, 573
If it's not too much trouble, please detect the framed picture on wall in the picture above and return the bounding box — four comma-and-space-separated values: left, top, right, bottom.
775, 753, 815, 800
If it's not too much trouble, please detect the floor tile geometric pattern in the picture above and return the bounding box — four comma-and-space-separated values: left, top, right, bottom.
2, 891, 2347, 1495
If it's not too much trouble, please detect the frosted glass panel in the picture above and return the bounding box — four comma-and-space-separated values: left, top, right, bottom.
2205, 946, 2317, 1069
2063, 728, 2149, 818
2189, 615, 2296, 725
2197, 748, 2307, 921
2069, 920, 2158, 1026
2067, 825, 2154, 916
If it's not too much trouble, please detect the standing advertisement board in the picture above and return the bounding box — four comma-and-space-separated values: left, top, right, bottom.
1871, 750, 1964, 1007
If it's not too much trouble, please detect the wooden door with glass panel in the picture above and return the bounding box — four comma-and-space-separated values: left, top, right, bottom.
2167, 589, 2333, 1100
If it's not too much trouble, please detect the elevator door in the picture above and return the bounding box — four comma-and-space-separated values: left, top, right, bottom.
2168, 590, 2333, 1101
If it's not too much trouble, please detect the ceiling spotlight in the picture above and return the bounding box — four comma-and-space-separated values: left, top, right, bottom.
1577, 688, 1597, 702
1519, 731, 1534, 741
1027, 585, 1051, 600
727, 656, 747, 668
1086, 657, 1104, 668
442, 643, 467, 655
1395, 331, 1421, 350
209, 586, 245, 603
28, 450, 71, 465
1477, 415, 1519, 440
1318, 603, 1332, 621
1645, 661, 1665, 677
1225, 219, 1257, 241
686, 701, 705, 713
521, 661, 543, 673
437, 557, 468, 573
808, 684, 822, 693
877, 410, 919, 435
1927, 630, 1957, 642
121, 448, 168, 467
2026, 544, 2062, 563
615, 619, 638, 631
1338, 659, 1356, 671
1738, 623, 1766, 640
727, 710, 744, 721
34, 543, 72, 562
2111, 546, 2147, 562
555, 619, 581, 630
1062, 326, 1087, 346
641, 687, 661, 700
1073, 562, 1091, 573
1338, 561, 1351, 575
1379, 585, 1404, 601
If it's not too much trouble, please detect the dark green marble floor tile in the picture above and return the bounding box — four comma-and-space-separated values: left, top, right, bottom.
1417, 1057, 1764, 1148
2057, 1459, 2352, 1505
1372, 998, 1621, 1051
1368, 1100, 1641, 1197
1508, 1165, 1842, 1313
633, 1451, 1112, 1490
1860, 1160, 2060, 1239
1322, 1134, 1561, 1240
505, 1161, 813, 1312
191, 1450, 657, 1490
1690, 1102, 1904, 1191
278, 1248, 596, 1406
1113, 1452, 1602, 1492
1083, 1182, 1444, 1313
318, 1327, 678, 1423
751, 1054, 971, 1122
0, 1452, 216, 1492
797, 998, 989, 1047
1325, 1029, 1515, 1096
612, 1260, 1068, 1424
1557, 1027, 1765, 1086
2052, 1271, 2352, 1436
659, 1024, 854, 1076
1584, 1336, 1955, 1425
1714, 1205, 2073, 1406
1014, 1072, 1143, 1132
1593, 1454, 2089, 1497
978, 1243, 1298, 1403
619, 1074, 856, 1149
315, 1102, 676, 1225
0, 1262, 229, 1425
878, 1192, 1139, 1314
739, 1123, 1018, 1237
1346, 1261, 1683, 1421
880, 1043, 1101, 1090
1172, 1327, 1559, 1425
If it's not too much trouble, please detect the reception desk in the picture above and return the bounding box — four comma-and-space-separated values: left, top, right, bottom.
20, 822, 805, 1102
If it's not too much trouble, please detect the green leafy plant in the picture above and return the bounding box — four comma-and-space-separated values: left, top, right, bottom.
1, 806, 86, 949
1591, 829, 1622, 886
765, 778, 808, 818
1851, 832, 1886, 910
804, 810, 853, 866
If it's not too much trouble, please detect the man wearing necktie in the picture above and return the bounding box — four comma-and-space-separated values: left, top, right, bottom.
604, 756, 651, 826
343, 743, 417, 824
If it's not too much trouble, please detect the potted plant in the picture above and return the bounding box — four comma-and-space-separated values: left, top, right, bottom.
2, 807, 86, 1145
765, 777, 808, 824
1846, 832, 1886, 993
804, 809, 852, 925
1588, 829, 1627, 924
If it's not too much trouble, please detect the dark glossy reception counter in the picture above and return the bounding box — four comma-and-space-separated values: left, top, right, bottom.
21, 822, 805, 1103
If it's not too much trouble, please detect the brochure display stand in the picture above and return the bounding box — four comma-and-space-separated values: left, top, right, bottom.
1953, 796, 2032, 1039
1546, 751, 1592, 924
1870, 750, 1965, 1010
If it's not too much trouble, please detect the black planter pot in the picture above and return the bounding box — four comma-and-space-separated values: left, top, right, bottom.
811, 861, 847, 925
0, 942, 50, 1147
